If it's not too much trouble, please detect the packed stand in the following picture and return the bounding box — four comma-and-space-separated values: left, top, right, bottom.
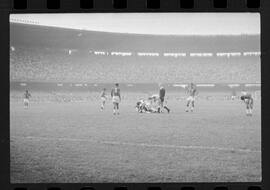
10, 46, 260, 83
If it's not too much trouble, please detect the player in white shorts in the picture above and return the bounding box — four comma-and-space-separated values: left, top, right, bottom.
185, 83, 198, 112
23, 90, 31, 109
100, 88, 107, 110
111, 83, 121, 115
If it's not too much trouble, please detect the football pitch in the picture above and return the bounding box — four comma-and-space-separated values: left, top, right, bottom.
10, 96, 261, 183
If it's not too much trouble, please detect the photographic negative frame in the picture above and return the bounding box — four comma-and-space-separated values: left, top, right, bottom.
1, 0, 269, 190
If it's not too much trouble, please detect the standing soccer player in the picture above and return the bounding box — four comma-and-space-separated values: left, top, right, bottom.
240, 92, 254, 116
186, 83, 198, 112
111, 83, 121, 115
100, 88, 107, 110
158, 86, 170, 113
23, 90, 31, 109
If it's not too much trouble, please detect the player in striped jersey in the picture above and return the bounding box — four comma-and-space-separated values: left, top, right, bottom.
111, 83, 121, 115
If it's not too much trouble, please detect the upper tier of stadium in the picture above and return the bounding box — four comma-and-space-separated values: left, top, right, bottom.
10, 23, 260, 83
11, 23, 260, 52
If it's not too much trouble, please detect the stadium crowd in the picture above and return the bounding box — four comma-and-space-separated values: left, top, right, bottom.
10, 46, 260, 83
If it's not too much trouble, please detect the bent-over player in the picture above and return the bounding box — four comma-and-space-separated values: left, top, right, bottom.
240, 92, 254, 116
186, 83, 198, 112
111, 83, 121, 115
23, 90, 31, 109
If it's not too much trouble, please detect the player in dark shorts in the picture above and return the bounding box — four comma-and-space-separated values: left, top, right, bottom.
111, 83, 121, 115
23, 90, 31, 109
240, 92, 254, 116
158, 86, 170, 113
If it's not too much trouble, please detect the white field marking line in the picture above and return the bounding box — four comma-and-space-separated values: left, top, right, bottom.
11, 135, 261, 153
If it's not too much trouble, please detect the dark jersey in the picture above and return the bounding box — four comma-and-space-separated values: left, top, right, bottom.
24, 92, 31, 99
159, 88, 166, 99
241, 94, 252, 100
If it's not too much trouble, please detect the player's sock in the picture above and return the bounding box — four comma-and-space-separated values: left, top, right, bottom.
113, 109, 116, 115
246, 109, 249, 115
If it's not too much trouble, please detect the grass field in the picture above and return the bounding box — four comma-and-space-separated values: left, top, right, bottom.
10, 93, 261, 183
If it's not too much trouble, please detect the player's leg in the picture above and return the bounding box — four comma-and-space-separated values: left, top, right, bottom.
245, 100, 250, 116
159, 98, 163, 113
162, 100, 170, 113
101, 98, 105, 110
249, 99, 254, 116
156, 99, 160, 113
191, 98, 195, 112
23, 99, 26, 108
116, 103, 120, 114
113, 102, 116, 115
164, 105, 170, 113
24, 98, 28, 109
186, 97, 191, 112
140, 105, 144, 113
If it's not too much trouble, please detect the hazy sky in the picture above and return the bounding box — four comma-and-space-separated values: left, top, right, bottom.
10, 13, 260, 35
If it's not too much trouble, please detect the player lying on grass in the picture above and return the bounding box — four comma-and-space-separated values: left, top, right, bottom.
135, 94, 170, 113
240, 92, 254, 116
135, 99, 158, 113
185, 83, 198, 112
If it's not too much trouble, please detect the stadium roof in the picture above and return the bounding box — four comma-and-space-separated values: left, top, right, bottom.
10, 22, 260, 52
10, 13, 260, 36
